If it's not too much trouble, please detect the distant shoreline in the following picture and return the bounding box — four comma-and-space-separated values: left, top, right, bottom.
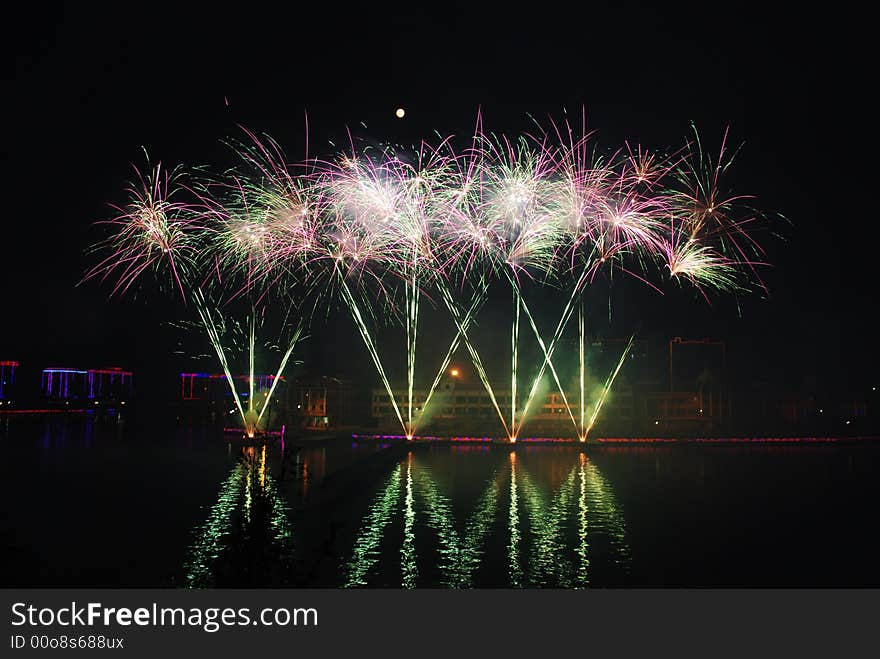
351, 433, 880, 445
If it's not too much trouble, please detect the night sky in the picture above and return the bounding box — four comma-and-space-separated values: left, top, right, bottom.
2, 2, 875, 401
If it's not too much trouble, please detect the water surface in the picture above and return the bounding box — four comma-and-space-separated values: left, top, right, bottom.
2, 415, 878, 587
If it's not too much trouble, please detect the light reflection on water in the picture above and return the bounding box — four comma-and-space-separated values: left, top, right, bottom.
184, 444, 293, 588
343, 447, 630, 588
180, 442, 630, 588
5, 414, 879, 587
345, 463, 401, 587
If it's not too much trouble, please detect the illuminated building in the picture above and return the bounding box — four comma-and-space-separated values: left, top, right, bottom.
180, 372, 284, 399
371, 384, 606, 433
371, 384, 717, 436
41, 366, 133, 404
0, 360, 18, 404
180, 372, 286, 420
42, 368, 88, 401
86, 367, 133, 402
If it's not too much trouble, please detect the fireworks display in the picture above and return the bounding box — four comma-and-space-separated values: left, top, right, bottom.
86, 117, 771, 441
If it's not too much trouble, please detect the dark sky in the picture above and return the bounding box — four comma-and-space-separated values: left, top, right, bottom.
1, 2, 875, 399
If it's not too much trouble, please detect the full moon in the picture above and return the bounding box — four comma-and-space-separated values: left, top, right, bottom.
395, 107, 405, 118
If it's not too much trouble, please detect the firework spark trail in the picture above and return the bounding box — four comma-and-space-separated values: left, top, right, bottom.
438, 282, 511, 439
664, 227, 745, 296
515, 288, 579, 437
192, 288, 248, 429
579, 300, 586, 437
256, 321, 304, 426
337, 271, 407, 435
671, 125, 770, 293
84, 162, 199, 302
511, 283, 519, 437
86, 154, 317, 436
406, 267, 419, 437
517, 258, 598, 429
584, 333, 635, 439
200, 302, 300, 436
248, 312, 256, 413
504, 262, 580, 433
417, 283, 487, 433
89, 120, 772, 441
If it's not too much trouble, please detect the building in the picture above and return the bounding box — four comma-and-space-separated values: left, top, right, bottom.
179, 372, 287, 424
370, 370, 725, 436
42, 367, 88, 402
180, 373, 285, 402
180, 372, 283, 401
0, 360, 18, 406
42, 366, 133, 405
86, 367, 133, 403
292, 376, 353, 429
669, 337, 725, 392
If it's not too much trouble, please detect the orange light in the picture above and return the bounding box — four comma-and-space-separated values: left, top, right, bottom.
450, 368, 460, 377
